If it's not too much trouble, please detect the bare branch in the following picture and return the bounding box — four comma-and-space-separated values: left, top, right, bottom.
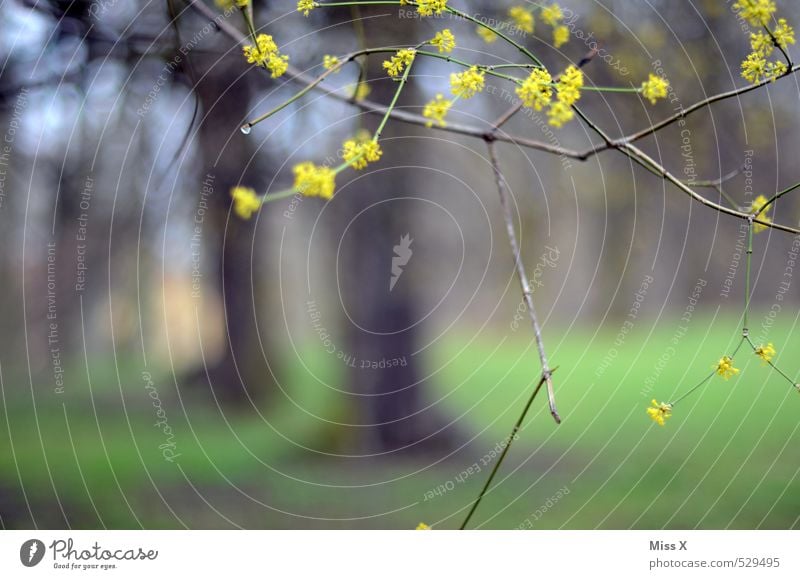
486, 141, 561, 424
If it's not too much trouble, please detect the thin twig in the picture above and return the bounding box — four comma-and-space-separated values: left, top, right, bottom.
459, 369, 554, 530
487, 141, 561, 424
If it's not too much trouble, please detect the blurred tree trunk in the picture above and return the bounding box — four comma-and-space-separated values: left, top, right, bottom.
183, 53, 277, 406
339, 11, 459, 454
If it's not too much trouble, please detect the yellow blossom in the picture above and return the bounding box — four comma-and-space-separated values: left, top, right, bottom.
323, 55, 340, 71
215, 0, 250, 8
383, 49, 416, 78
417, 0, 448, 17
555, 65, 583, 106
297, 0, 316, 16
450, 66, 485, 99
265, 52, 289, 77
342, 136, 383, 170
547, 100, 574, 127
733, 0, 776, 27
431, 29, 456, 54
640, 74, 669, 105
715, 356, 740, 380
750, 194, 772, 232
422, 94, 453, 127
351, 82, 371, 101
293, 162, 336, 199
230, 186, 261, 219
476, 26, 497, 44
509, 6, 534, 34
243, 34, 289, 77
773, 18, 795, 49
516, 68, 553, 111
741, 52, 767, 82
646, 399, 672, 427
553, 25, 570, 48
416, 522, 431, 530
540, 4, 564, 27
750, 31, 775, 56
754, 343, 776, 364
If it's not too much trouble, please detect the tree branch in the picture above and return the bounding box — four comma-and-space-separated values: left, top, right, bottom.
486, 140, 561, 424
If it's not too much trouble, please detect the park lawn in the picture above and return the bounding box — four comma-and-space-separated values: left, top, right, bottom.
1, 312, 797, 529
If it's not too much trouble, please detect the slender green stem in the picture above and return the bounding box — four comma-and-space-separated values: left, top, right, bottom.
445, 6, 544, 68
670, 373, 715, 407
713, 185, 741, 210
760, 180, 800, 213
670, 337, 746, 406
764, 24, 793, 68
744, 219, 753, 333
243, 46, 530, 130
243, 64, 344, 130
459, 370, 554, 530
261, 52, 414, 203
415, 50, 523, 83
374, 52, 415, 138
239, 6, 258, 45
572, 85, 642, 93
745, 337, 798, 388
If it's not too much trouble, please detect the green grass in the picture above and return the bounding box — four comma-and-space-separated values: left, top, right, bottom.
1, 312, 798, 529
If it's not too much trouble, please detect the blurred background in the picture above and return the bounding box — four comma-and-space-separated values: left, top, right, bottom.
0, 0, 798, 529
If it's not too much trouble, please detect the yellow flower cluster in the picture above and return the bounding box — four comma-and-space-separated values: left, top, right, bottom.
476, 26, 497, 44
450, 66, 485, 99
733, 0, 776, 27
750, 194, 772, 232
297, 0, 316, 16
516, 68, 553, 111
323, 55, 340, 71
215, 0, 249, 9
646, 400, 672, 427
640, 74, 669, 105
755, 343, 776, 364
243, 34, 289, 77
342, 136, 383, 170
431, 29, 456, 54
293, 162, 336, 199
383, 49, 416, 78
737, 2, 794, 83
715, 356, 740, 380
541, 4, 569, 48
422, 94, 453, 127
508, 6, 534, 34
230, 186, 261, 219
547, 65, 583, 127
350, 82, 371, 101
417, 0, 448, 17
